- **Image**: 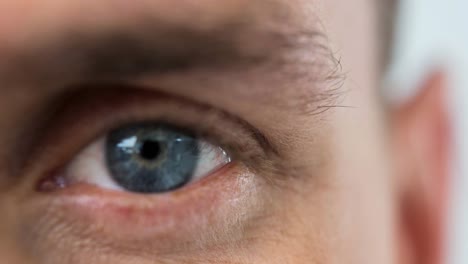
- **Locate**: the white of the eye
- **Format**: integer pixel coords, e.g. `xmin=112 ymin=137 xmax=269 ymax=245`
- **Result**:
xmin=65 ymin=138 xmax=126 ymax=191
xmin=191 ymin=141 xmax=231 ymax=181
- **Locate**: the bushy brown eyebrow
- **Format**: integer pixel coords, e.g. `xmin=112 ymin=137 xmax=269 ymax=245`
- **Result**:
xmin=0 ymin=12 xmax=345 ymax=118
xmin=0 ymin=17 xmax=327 ymax=85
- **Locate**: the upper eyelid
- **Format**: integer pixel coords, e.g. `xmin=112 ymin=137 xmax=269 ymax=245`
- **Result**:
xmin=16 ymin=85 xmax=279 ymax=191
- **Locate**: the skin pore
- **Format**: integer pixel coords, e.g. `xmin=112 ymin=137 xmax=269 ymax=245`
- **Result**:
xmin=0 ymin=1 xmax=448 ymax=264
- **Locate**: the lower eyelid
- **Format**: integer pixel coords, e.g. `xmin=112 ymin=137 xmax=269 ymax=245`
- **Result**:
xmin=20 ymin=162 xmax=263 ymax=257
xmin=27 ymin=164 xmax=259 ymax=246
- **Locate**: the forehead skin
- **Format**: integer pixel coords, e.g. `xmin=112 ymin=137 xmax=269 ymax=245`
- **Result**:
xmin=0 ymin=1 xmax=396 ymax=264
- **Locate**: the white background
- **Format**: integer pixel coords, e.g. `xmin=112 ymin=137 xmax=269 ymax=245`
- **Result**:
xmin=387 ymin=0 xmax=468 ymax=263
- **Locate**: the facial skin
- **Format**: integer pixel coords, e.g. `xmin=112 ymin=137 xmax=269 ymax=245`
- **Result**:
xmin=0 ymin=1 xmax=449 ymax=264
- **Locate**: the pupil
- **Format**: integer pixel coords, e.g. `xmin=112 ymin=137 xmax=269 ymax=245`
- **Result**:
xmin=140 ymin=140 xmax=161 ymax=160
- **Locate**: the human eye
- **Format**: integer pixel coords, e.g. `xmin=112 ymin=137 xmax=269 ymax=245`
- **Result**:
xmin=19 ymin=85 xmax=275 ymax=256
xmin=40 ymin=122 xmax=231 ymax=193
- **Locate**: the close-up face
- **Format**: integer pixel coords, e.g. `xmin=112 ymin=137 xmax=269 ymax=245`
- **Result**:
xmin=0 ymin=1 xmax=449 ymax=264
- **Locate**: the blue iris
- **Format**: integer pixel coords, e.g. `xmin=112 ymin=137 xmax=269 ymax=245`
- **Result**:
xmin=105 ymin=123 xmax=199 ymax=193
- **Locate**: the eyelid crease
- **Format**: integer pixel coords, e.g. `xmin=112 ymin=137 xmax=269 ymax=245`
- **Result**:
xmin=15 ymin=84 xmax=283 ymax=194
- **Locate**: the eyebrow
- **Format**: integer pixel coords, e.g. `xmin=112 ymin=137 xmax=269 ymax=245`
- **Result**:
xmin=0 ymin=12 xmax=345 ymax=119
xmin=1 ymin=19 xmax=326 ymax=88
